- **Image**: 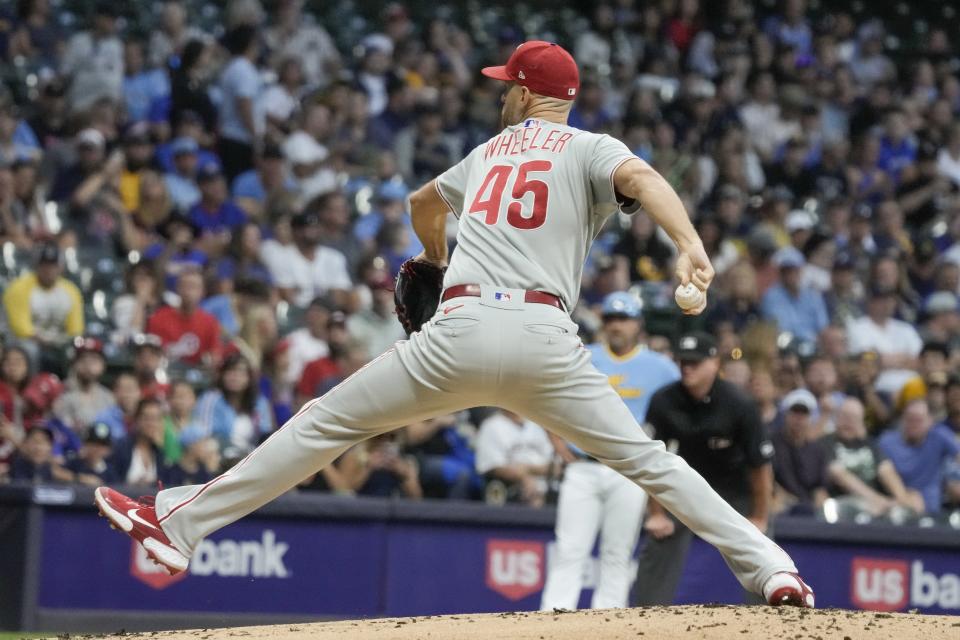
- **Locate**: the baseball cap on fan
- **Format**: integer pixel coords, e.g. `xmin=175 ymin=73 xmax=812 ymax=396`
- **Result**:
xmin=481 ymin=41 xmax=580 ymax=100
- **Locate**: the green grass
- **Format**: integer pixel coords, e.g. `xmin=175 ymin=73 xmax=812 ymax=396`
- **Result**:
xmin=0 ymin=633 xmax=53 ymax=640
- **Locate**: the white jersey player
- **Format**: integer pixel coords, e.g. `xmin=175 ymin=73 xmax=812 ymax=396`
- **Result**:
xmin=95 ymin=40 xmax=814 ymax=608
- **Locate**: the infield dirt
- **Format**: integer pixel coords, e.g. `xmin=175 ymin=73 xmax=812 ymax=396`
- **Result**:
xmin=81 ymin=605 xmax=958 ymax=639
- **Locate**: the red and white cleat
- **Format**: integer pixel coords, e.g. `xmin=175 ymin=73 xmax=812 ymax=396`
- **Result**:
xmin=763 ymin=572 xmax=815 ymax=608
xmin=94 ymin=486 xmax=189 ymax=575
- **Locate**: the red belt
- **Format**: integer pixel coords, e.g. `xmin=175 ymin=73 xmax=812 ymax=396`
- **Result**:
xmin=441 ymin=284 xmax=564 ymax=310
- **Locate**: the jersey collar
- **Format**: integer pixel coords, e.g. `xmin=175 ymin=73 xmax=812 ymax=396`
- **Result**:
xmin=603 ymin=344 xmax=643 ymax=362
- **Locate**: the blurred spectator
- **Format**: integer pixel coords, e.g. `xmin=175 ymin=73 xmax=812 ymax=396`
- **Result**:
xmin=941 ymin=375 xmax=960 ymax=436
xmin=162 ymin=424 xmax=220 ymax=486
xmin=802 ymin=355 xmax=846 ymax=437
xmin=146 ymin=214 xmax=207 ymax=290
xmin=877 ymin=111 xmax=917 ymax=182
xmin=63 ymin=421 xmax=116 ymax=485
xmin=231 ymin=145 xmax=293 ymax=219
xmin=217 ymin=220 xmax=274 ymax=286
xmin=847 ymin=285 xmax=923 ymax=370
xmin=823 ymin=252 xmax=862 ymax=325
xmin=404 ymin=413 xmax=479 ymax=500
xmin=264 ymin=0 xmax=340 ymax=90
xmin=898 ymin=142 xmax=952 ymax=230
xmin=749 ymin=367 xmax=781 ymax=429
xmin=93 ymin=371 xmax=142 ymax=441
xmin=338 ymin=433 xmax=422 ymax=498
xmin=217 ymin=24 xmax=262 ymax=180
xmin=261 ymin=337 xmax=294 ymax=426
xmin=354 ymin=182 xmax=411 ymax=250
xmin=187 ymin=162 xmax=248 ymax=252
xmin=51 ymin=337 xmax=113 ymax=434
xmin=772 ymin=389 xmax=829 ymax=514
xmin=266 ymin=209 xmax=352 ymax=308
xmin=168 ymin=41 xmax=218 ymax=134
xmin=347 ymin=273 xmax=405 ymax=358
xmin=234 ymin=291 xmax=279 ymax=369
xmin=111 ymin=262 xmax=161 ymax=345
xmin=475 ymin=410 xmax=554 ymax=507
xmin=739 ymin=70 xmax=798 ymax=161
xmin=394 ymin=105 xmax=459 ymax=185
xmin=284 ymin=297 xmax=332 ymax=386
xmin=0 ymin=98 xmax=35 ymax=170
xmin=612 ymin=213 xmax=674 ymax=283
xmin=164 ymin=137 xmax=202 ymax=213
xmin=148 ymin=1 xmax=204 ymax=68
xmin=313 ymin=192 xmax=366 ymax=269
xmin=162 ymin=380 xmax=197 ymax=464
xmin=262 ymin=57 xmax=305 ymax=138
xmin=111 ymin=397 xmax=166 ymax=486
xmin=369 ymin=77 xmax=414 ymax=149
xmin=844 ymin=351 xmax=894 ymax=434
xmin=849 ymin=24 xmax=895 ymax=88
xmin=921 ymin=292 xmax=960 ymax=346
xmin=10 ymin=0 xmax=63 ymax=66
xmin=61 ymin=2 xmax=123 ymax=112
xmin=823 ymin=398 xmax=924 ymax=517
xmin=122 ymin=40 xmax=169 ymax=125
xmin=297 ymin=331 xmax=367 ymax=405
xmin=706 ymin=261 xmax=762 ymax=334
xmin=131 ymin=333 xmax=168 ymax=401
xmin=761 ymin=247 xmax=829 ymax=342
xmin=121 ymin=170 xmax=176 ymax=255
xmin=25 ymin=79 xmax=68 ymax=148
xmin=0 ymin=345 xmax=36 ymax=428
xmin=937 ymin=124 xmax=960 ymax=187
xmin=3 ymin=242 xmax=83 ymax=346
xmin=147 ymin=267 xmax=223 ymax=368
xmin=0 ymin=411 xmax=22 ymax=479
xmin=284 ymin=131 xmax=336 ymax=208
xmin=356 ymin=35 xmax=394 ymax=118
xmin=9 ymin=425 xmax=69 ymax=483
xmin=879 ymin=399 xmax=960 ymax=514
xmin=193 ymin=353 xmax=273 ymax=455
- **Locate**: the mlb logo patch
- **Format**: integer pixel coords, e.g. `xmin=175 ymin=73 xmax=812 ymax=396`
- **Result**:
xmin=495 ymin=292 xmax=512 ymax=301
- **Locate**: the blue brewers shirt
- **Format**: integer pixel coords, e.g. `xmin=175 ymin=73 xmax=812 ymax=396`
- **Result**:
xmin=568 ymin=344 xmax=681 ymax=457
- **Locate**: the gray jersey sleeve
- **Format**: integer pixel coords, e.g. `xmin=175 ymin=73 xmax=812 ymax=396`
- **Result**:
xmin=435 ymin=151 xmax=474 ymax=217
xmin=588 ymin=134 xmax=642 ymax=215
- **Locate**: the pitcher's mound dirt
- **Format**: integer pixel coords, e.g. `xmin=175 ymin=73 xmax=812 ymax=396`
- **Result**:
xmin=99 ymin=605 xmax=958 ymax=640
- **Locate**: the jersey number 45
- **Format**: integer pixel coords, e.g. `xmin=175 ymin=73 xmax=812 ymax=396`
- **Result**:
xmin=469 ymin=161 xmax=552 ymax=230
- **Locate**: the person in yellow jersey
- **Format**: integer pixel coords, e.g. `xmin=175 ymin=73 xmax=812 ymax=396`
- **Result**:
xmin=3 ymin=241 xmax=83 ymax=346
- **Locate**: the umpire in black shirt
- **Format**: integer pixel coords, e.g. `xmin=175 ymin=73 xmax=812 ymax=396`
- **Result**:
xmin=631 ymin=332 xmax=774 ymax=606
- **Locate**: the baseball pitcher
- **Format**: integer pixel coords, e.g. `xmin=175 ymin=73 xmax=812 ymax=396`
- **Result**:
xmin=95 ymin=41 xmax=814 ymax=608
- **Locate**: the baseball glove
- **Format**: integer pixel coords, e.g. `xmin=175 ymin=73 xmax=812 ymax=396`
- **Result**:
xmin=394 ymin=259 xmax=447 ymax=335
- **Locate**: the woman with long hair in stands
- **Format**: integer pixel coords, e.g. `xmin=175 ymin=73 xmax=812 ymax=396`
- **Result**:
xmin=192 ymin=353 xmax=273 ymax=457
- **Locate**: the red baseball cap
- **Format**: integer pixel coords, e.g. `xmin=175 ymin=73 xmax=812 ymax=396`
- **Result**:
xmin=482 ymin=41 xmax=580 ymax=101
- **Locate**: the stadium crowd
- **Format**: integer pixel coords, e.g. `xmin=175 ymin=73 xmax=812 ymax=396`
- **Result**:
xmin=0 ymin=0 xmax=959 ymax=525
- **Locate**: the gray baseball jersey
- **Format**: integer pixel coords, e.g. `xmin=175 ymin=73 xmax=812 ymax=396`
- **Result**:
xmin=436 ymin=118 xmax=640 ymax=308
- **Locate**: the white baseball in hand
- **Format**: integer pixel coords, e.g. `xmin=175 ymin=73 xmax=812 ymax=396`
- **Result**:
xmin=675 ymin=283 xmax=705 ymax=310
